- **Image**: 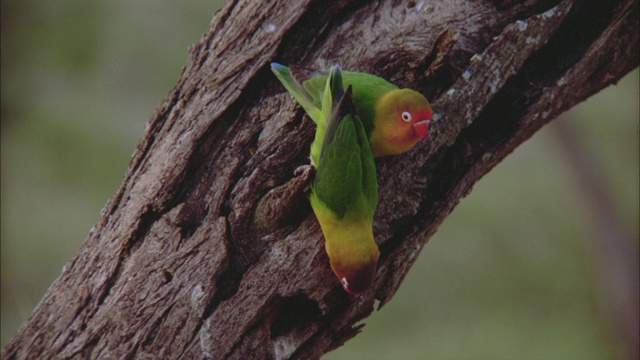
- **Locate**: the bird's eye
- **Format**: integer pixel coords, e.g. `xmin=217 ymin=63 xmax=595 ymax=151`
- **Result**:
xmin=401 ymin=111 xmax=412 ymax=123
xmin=341 ymin=277 xmax=349 ymax=288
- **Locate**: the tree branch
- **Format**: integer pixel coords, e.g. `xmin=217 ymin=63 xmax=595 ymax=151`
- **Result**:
xmin=3 ymin=0 xmax=638 ymax=359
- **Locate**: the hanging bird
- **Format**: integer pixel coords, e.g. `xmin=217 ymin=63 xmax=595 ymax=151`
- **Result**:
xmin=306 ymin=66 xmax=380 ymax=294
xmin=271 ymin=62 xmax=433 ymax=163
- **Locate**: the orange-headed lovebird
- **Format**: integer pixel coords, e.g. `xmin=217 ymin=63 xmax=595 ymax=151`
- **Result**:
xmin=299 ymin=65 xmax=380 ymax=294
xmin=271 ymin=63 xmax=433 ymax=162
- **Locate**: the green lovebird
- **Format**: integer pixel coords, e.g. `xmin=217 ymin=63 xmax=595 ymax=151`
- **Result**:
xmin=271 ymin=62 xmax=433 ymax=163
xmin=298 ymin=65 xmax=380 ymax=294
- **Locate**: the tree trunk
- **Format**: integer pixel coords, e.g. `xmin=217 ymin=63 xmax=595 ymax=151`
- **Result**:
xmin=3 ymin=0 xmax=638 ymax=359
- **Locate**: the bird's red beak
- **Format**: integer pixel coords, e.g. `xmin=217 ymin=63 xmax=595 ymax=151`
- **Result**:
xmin=413 ymin=119 xmax=430 ymax=141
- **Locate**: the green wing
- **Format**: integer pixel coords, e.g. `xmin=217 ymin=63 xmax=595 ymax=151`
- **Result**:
xmin=272 ymin=63 xmax=397 ymax=136
xmin=272 ymin=63 xmax=335 ymax=164
xmin=313 ymin=78 xmax=378 ymax=220
xmin=272 ymin=63 xmax=378 ymax=218
xmin=298 ymin=69 xmax=397 ymax=136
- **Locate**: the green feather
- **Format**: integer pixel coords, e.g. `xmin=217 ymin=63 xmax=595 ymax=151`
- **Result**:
xmin=272 ymin=62 xmax=433 ymax=160
xmin=271 ymin=62 xmax=398 ymax=164
xmin=312 ymin=67 xmax=377 ymax=219
xmin=271 ymin=63 xmax=379 ymax=216
xmin=274 ymin=64 xmax=381 ymax=293
xmin=270 ymin=63 xmax=323 ymax=123
xmin=280 ymin=65 xmax=398 ymax=136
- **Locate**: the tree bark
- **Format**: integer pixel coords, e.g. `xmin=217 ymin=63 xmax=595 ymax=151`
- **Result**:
xmin=3 ymin=0 xmax=638 ymax=359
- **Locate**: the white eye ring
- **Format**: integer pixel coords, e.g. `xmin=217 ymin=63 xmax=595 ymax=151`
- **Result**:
xmin=401 ymin=111 xmax=412 ymax=123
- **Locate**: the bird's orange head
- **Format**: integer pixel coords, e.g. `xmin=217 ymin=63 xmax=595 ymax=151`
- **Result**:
xmin=326 ymin=238 xmax=380 ymax=295
xmin=371 ymin=89 xmax=433 ymax=157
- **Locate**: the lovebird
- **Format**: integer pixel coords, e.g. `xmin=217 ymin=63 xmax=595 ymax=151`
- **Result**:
xmin=304 ymin=65 xmax=380 ymax=294
xmin=271 ymin=62 xmax=433 ymax=162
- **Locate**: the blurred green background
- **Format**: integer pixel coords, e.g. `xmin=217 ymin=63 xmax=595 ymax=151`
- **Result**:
xmin=1 ymin=1 xmax=638 ymax=359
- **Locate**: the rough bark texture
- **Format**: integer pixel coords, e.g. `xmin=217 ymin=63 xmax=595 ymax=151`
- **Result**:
xmin=3 ymin=0 xmax=638 ymax=359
